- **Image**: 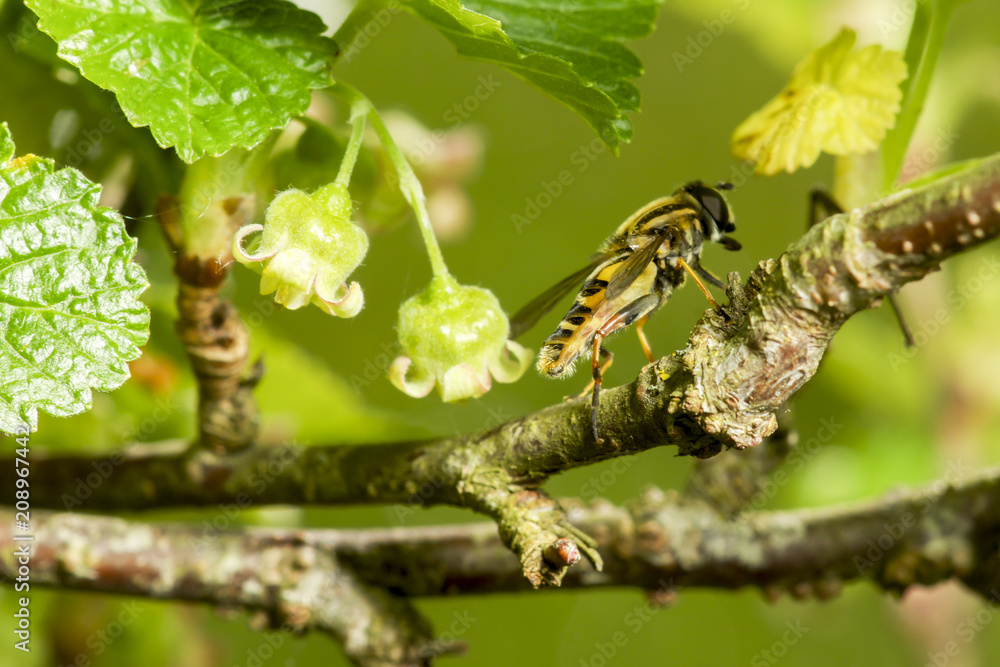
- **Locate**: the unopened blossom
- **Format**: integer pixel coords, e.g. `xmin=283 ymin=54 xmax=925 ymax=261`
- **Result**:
xmin=233 ymin=184 xmax=368 ymax=317
xmin=389 ymin=275 xmax=531 ymax=402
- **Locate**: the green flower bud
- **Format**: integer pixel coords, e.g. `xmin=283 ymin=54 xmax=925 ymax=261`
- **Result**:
xmin=233 ymin=184 xmax=368 ymax=317
xmin=389 ymin=275 xmax=531 ymax=402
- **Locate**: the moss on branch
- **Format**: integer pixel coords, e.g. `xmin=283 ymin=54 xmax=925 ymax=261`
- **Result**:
xmin=4 ymin=153 xmax=1000 ymax=588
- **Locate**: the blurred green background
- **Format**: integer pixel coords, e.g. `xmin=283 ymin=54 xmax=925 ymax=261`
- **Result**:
xmin=3 ymin=0 xmax=1000 ymax=665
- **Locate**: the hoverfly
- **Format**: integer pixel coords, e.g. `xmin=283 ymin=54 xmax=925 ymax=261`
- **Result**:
xmin=510 ymin=182 xmax=741 ymax=444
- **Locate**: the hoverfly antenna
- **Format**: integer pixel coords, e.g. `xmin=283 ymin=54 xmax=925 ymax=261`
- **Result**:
xmin=716 ymin=181 xmax=734 ymax=191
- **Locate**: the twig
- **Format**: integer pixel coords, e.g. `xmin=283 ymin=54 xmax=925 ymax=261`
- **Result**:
xmin=157 ymin=195 xmax=261 ymax=454
xmin=5 ymin=464 xmax=1000 ymax=605
xmin=5 ymin=154 xmax=1000 ymax=586
xmin=0 ymin=509 xmax=443 ymax=667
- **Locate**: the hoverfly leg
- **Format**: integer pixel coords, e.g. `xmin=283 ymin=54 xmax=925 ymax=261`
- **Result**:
xmin=586 ymin=294 xmax=661 ymax=444
xmin=809 ymin=188 xmax=915 ymax=348
xmin=676 ymin=257 xmax=720 ymax=310
xmin=888 ymin=297 xmax=916 ymax=347
xmin=636 ymin=315 xmax=655 ymax=363
xmin=694 ymin=263 xmax=726 ymax=289
xmin=808 ymin=187 xmax=842 ymax=224
xmin=590 ymin=335 xmax=608 ymax=444
xmin=574 ymin=348 xmax=612 ymax=399
xmin=692 ymin=264 xmax=733 ymax=321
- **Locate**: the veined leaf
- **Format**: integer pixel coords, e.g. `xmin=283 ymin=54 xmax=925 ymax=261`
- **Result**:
xmin=26 ymin=0 xmax=339 ymax=163
xmin=403 ymin=0 xmax=662 ymax=152
xmin=732 ymin=28 xmax=907 ymax=176
xmin=0 ymin=123 xmax=149 ymax=433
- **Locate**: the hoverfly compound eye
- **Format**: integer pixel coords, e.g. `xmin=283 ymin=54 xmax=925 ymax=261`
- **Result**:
xmin=715 ymin=183 xmax=736 ymax=232
xmin=700 ymin=190 xmax=727 ymax=226
xmin=684 ymin=182 xmax=736 ymax=242
xmin=688 ymin=186 xmax=728 ymax=226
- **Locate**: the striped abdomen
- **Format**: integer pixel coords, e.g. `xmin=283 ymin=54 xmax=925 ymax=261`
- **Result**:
xmin=537 ymin=258 xmax=660 ymax=378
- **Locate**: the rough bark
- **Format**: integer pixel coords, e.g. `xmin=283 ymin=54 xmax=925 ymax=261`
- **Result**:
xmin=5 ymin=463 xmax=1000 ymax=609
xmin=0 ymin=509 xmax=443 ymax=666
xmin=158 ymin=194 xmax=261 ymax=454
xmin=3 ymin=155 xmax=1000 ymax=589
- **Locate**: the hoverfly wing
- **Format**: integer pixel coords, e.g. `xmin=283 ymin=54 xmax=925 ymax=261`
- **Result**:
xmin=509 ymin=258 xmax=605 ymax=340
xmin=605 ymin=228 xmax=669 ymax=300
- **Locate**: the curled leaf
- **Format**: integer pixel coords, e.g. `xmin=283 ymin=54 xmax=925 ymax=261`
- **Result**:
xmin=732 ymin=28 xmax=907 ymax=175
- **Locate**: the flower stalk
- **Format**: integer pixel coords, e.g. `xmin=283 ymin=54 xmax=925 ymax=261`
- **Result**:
xmin=331 ymin=82 xmax=451 ymax=279
xmin=880 ymin=0 xmax=964 ymax=192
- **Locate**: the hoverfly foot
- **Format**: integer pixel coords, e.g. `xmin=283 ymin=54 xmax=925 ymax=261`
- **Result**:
xmin=593 ymin=435 xmax=620 ymax=448
xmin=714 ymin=305 xmax=732 ymax=323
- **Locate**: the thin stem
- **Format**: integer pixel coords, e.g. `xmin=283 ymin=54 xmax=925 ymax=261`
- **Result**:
xmin=177 ymin=136 xmax=276 ymax=258
xmin=331 ymin=0 xmax=387 ymax=63
xmin=881 ymin=0 xmax=956 ymax=192
xmin=367 ymin=108 xmax=451 ymax=278
xmin=334 ymin=103 xmax=367 ymax=189
xmin=901 ymin=0 xmax=933 ymax=76
xmin=330 ymin=82 xmax=451 ymax=279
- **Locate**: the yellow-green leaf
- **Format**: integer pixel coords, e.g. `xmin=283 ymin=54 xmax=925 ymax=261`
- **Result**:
xmin=732 ymin=28 xmax=907 ymax=176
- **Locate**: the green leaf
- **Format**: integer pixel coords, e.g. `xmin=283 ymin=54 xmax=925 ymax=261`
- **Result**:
xmin=25 ymin=0 xmax=338 ymax=163
xmin=0 ymin=123 xmax=150 ymax=433
xmin=402 ymin=0 xmax=662 ymax=152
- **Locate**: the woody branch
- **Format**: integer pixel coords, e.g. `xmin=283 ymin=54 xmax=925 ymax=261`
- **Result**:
xmin=5 ymin=462 xmax=1000 ymax=608
xmin=157 ymin=151 xmax=265 ymax=455
xmin=3 ymin=153 xmax=1000 ymax=586
xmin=0 ymin=508 xmax=442 ymax=667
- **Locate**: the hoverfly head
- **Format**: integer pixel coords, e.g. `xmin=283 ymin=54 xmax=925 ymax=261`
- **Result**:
xmin=684 ymin=181 xmax=741 ymax=251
